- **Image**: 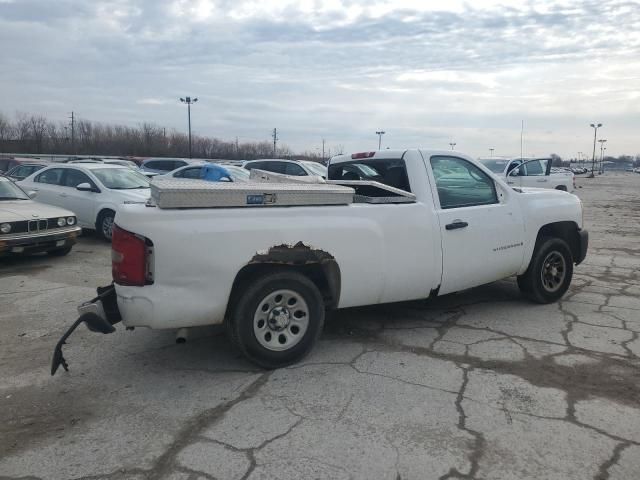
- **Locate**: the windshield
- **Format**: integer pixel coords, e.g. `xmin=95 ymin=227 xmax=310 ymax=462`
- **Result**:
xmin=0 ymin=178 xmax=30 ymax=200
xmin=479 ymin=159 xmax=509 ymax=174
xmin=92 ymin=168 xmax=150 ymax=189
xmin=301 ymin=161 xmax=327 ymax=176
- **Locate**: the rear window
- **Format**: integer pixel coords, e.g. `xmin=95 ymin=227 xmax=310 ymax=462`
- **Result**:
xmin=479 ymin=159 xmax=509 ymax=174
xmin=328 ymin=158 xmax=411 ymax=192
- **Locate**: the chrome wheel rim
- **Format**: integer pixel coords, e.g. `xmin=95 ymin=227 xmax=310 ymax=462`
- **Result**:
xmin=541 ymin=251 xmax=566 ymax=292
xmin=253 ymin=289 xmax=309 ymax=351
xmin=102 ymin=215 xmax=114 ymax=239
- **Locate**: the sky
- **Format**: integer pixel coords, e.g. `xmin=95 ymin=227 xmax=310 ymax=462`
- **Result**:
xmin=0 ymin=0 xmax=639 ymax=158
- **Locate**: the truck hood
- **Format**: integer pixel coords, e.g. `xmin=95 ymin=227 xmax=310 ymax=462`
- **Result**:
xmin=514 ymin=186 xmax=583 ymax=229
xmin=0 ymin=200 xmax=75 ymax=221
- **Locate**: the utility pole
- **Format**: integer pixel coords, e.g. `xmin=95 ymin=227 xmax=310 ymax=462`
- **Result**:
xmin=180 ymin=96 xmax=198 ymax=158
xmin=449 ymin=142 xmax=456 ymax=150
xmin=376 ymin=130 xmax=385 ymax=150
xmin=235 ymin=136 xmax=239 ymax=159
xmin=271 ymin=128 xmax=278 ymax=157
xmin=69 ymin=111 xmax=75 ymax=154
xmin=321 ymin=138 xmax=325 ymax=162
xmin=520 ymin=120 xmax=524 ymax=161
xmin=598 ymin=139 xmax=607 ymax=174
xmin=489 ymin=148 xmax=494 ymax=157
xmin=589 ymin=123 xmax=602 ymax=178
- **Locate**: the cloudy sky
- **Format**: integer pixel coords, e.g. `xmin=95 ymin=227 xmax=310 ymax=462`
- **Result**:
xmin=1 ymin=0 xmax=638 ymax=158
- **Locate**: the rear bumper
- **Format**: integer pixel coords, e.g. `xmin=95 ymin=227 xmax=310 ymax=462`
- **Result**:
xmin=0 ymin=226 xmax=81 ymax=255
xmin=575 ymin=229 xmax=589 ymax=265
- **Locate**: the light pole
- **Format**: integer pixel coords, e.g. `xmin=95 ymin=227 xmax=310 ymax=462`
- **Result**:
xmin=489 ymin=148 xmax=494 ymax=157
xmin=376 ymin=130 xmax=385 ymax=150
xmin=449 ymin=142 xmax=456 ymax=150
xmin=589 ymin=122 xmax=602 ymax=178
xmin=180 ymin=96 xmax=198 ymax=158
xmin=598 ymin=139 xmax=607 ymax=174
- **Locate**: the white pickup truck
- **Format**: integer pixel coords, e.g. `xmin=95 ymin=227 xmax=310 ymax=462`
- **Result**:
xmin=52 ymin=149 xmax=588 ymax=372
xmin=479 ymin=157 xmax=575 ymax=192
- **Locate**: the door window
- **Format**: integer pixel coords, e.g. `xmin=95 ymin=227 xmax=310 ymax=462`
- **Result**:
xmin=35 ymin=168 xmax=66 ymax=185
xmin=63 ymin=169 xmax=95 ymax=188
xmin=523 ymin=160 xmax=544 ymax=176
xmin=285 ymin=162 xmax=306 ymax=176
xmin=178 ymin=167 xmax=202 ymax=179
xmin=430 ymin=156 xmax=498 ymax=209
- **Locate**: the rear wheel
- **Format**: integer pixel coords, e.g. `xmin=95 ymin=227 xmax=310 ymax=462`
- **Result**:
xmin=96 ymin=209 xmax=115 ymax=242
xmin=227 ymin=271 xmax=324 ymax=369
xmin=517 ymin=237 xmax=573 ymax=303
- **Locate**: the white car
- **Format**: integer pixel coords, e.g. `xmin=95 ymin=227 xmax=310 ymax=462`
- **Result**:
xmin=244 ymin=159 xmax=326 ymax=178
xmin=157 ymin=162 xmax=250 ymax=182
xmin=479 ymin=158 xmax=574 ymax=192
xmin=18 ymin=164 xmax=150 ymax=241
xmin=0 ymin=176 xmax=81 ymax=256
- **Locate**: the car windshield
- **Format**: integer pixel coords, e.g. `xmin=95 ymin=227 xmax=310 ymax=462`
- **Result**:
xmin=0 ymin=178 xmax=30 ymax=200
xmin=301 ymin=161 xmax=327 ymax=176
xmin=479 ymin=159 xmax=510 ymax=174
xmin=91 ymin=168 xmax=150 ymax=189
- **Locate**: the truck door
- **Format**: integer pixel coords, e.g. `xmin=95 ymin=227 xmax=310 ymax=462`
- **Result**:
xmin=519 ymin=159 xmax=550 ymax=189
xmin=427 ymin=155 xmax=525 ymax=295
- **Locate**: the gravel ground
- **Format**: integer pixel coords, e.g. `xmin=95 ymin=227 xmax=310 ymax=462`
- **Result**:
xmin=1 ymin=173 xmax=639 ymax=480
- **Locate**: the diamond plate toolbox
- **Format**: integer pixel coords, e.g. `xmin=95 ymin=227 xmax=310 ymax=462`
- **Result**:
xmin=150 ymin=179 xmax=355 ymax=209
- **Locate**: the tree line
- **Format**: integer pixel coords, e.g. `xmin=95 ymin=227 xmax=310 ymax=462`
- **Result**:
xmin=0 ymin=111 xmax=319 ymax=160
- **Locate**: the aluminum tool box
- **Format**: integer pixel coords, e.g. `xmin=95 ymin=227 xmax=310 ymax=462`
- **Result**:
xmin=149 ymin=179 xmax=354 ymax=209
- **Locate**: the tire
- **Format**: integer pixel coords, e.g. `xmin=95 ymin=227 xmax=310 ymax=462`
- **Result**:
xmin=227 ymin=270 xmax=325 ymax=369
xmin=96 ymin=209 xmax=115 ymax=242
xmin=517 ymin=236 xmax=573 ymax=304
xmin=47 ymin=246 xmax=72 ymax=256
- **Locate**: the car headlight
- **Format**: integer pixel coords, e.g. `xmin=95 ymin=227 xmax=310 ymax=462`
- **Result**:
xmin=57 ymin=217 xmax=67 ymax=227
xmin=0 ymin=223 xmax=11 ymax=234
xmin=66 ymin=217 xmax=76 ymax=225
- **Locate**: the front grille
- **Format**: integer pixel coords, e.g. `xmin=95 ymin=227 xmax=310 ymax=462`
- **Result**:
xmin=1 ymin=217 xmax=69 ymax=235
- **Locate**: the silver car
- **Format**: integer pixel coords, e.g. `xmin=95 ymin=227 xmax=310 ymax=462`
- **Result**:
xmin=0 ymin=176 xmax=81 ymax=256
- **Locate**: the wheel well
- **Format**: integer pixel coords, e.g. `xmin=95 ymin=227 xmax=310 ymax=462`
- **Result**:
xmin=226 ymin=244 xmax=341 ymax=319
xmin=555 ymin=185 xmax=567 ymax=191
xmin=536 ymin=221 xmax=580 ymax=260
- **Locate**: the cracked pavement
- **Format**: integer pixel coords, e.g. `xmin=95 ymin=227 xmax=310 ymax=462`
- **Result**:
xmin=1 ymin=173 xmax=639 ymax=480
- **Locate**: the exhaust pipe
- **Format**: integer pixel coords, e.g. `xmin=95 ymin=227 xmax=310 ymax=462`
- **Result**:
xmin=176 ymin=328 xmax=189 ymax=344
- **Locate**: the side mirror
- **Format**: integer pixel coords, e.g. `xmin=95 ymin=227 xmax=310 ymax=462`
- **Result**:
xmin=76 ymin=182 xmax=94 ymax=192
xmin=27 ymin=190 xmax=37 ymax=199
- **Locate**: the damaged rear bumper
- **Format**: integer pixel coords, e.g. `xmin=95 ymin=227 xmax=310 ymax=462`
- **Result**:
xmin=51 ymin=284 xmax=122 ymax=375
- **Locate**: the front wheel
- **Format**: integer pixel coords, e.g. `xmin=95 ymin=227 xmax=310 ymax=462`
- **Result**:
xmin=96 ymin=210 xmax=115 ymax=242
xmin=227 ymin=271 xmax=325 ymax=369
xmin=517 ymin=237 xmax=573 ymax=303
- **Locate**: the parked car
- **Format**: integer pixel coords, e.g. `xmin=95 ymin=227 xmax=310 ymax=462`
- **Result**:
xmin=0 ymin=157 xmax=49 ymax=173
xmin=5 ymin=162 xmax=50 ymax=181
xmin=53 ymin=148 xmax=587 ymax=372
xmin=18 ymin=164 xmax=150 ymax=241
xmin=243 ymin=159 xmax=324 ymax=177
xmin=157 ymin=162 xmax=250 ymax=182
xmin=140 ymin=158 xmax=194 ymax=174
xmin=479 ymin=157 xmax=575 ymax=192
xmin=0 ymin=176 xmax=80 ymax=256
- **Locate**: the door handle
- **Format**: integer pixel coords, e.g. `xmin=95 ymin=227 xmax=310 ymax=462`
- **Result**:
xmin=445 ymin=220 xmax=468 ymax=230
xmin=536 ymin=179 xmax=547 ymax=182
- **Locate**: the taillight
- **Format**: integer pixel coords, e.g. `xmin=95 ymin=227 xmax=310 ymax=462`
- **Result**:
xmin=351 ymin=152 xmax=375 ymax=159
xmin=112 ymin=225 xmax=149 ymax=286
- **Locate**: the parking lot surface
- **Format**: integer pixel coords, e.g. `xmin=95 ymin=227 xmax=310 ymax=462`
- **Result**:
xmin=1 ymin=174 xmax=639 ymax=480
